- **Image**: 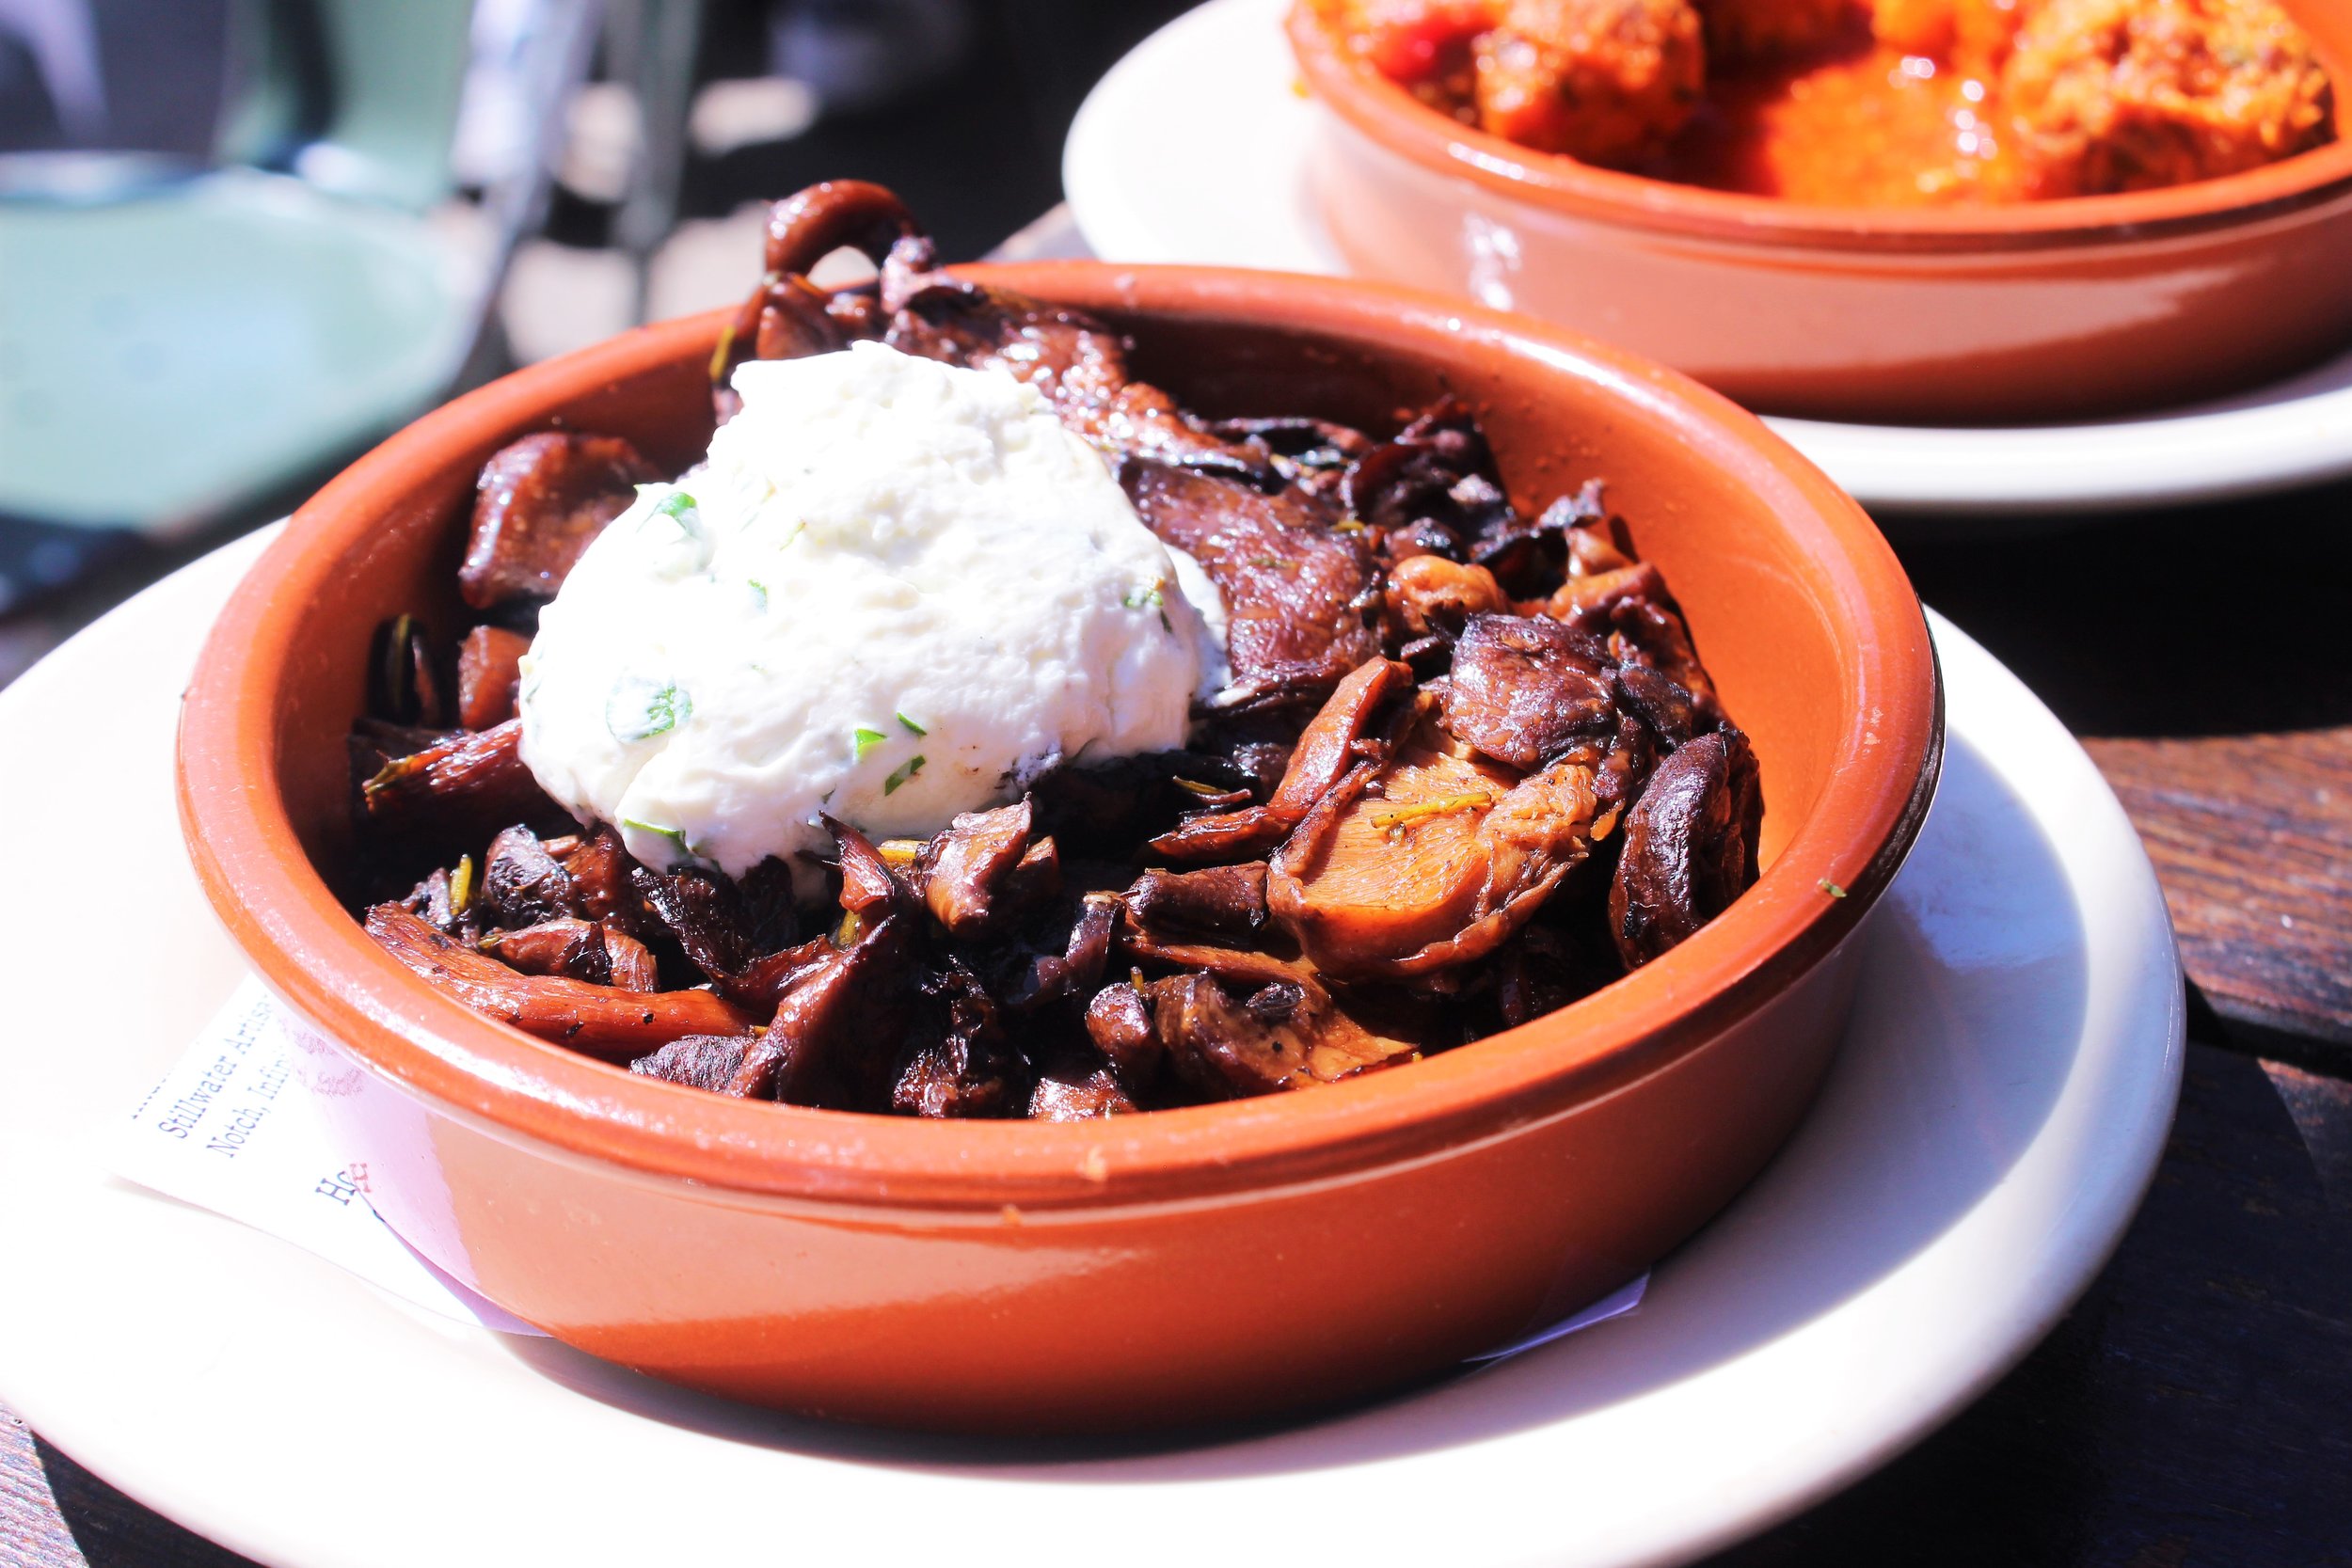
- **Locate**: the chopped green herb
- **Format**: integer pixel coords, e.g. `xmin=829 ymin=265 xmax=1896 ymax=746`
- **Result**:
xmin=623 ymin=818 xmax=693 ymax=868
xmin=707 ymin=321 xmax=738 ymax=383
xmin=448 ymin=854 xmax=475 ymax=916
xmin=1818 ymin=879 xmax=1848 ymax=899
xmin=635 ymin=486 xmax=708 ymax=553
xmin=1248 ymin=555 xmax=1280 ymax=568
xmin=1123 ymin=579 xmax=1167 ymax=611
xmin=896 ymin=711 xmax=927 ymax=736
xmin=606 ymin=674 xmax=691 ymax=741
xmin=852 ymin=726 xmax=887 ymax=762
xmin=747 ymin=578 xmax=769 ymax=610
xmin=883 ymin=754 xmax=926 ymax=795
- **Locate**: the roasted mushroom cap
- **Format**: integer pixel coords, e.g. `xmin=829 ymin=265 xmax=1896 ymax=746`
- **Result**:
xmin=1608 ymin=730 xmax=1764 ymax=968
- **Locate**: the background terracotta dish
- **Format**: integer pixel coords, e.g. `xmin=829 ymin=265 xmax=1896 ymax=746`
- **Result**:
xmin=1288 ymin=1 xmax=2352 ymax=424
xmin=177 ymin=267 xmax=1940 ymax=1433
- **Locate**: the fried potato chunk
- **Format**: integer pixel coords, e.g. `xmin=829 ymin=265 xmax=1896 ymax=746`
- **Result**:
xmin=2002 ymin=0 xmax=2336 ymax=196
xmin=1472 ymin=0 xmax=1708 ymax=165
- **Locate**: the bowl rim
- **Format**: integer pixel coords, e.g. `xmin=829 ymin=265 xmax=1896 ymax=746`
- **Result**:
xmin=1285 ymin=0 xmax=2352 ymax=252
xmin=175 ymin=264 xmax=1942 ymax=1213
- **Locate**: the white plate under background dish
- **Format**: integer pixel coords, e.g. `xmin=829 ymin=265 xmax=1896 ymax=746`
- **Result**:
xmin=1064 ymin=0 xmax=2352 ymax=520
xmin=0 ymin=531 xmax=2182 ymax=1568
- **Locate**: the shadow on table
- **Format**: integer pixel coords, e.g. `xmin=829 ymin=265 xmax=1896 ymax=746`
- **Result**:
xmin=1895 ymin=478 xmax=2352 ymax=738
xmin=501 ymin=731 xmax=2092 ymax=1484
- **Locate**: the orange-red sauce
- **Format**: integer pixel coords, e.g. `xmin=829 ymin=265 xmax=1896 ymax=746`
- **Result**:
xmin=1660 ymin=36 xmax=2020 ymax=204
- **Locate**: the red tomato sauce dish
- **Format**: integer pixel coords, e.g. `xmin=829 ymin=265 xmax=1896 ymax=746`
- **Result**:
xmin=1327 ymin=0 xmax=2336 ymax=204
xmin=1291 ymin=0 xmax=2352 ymax=421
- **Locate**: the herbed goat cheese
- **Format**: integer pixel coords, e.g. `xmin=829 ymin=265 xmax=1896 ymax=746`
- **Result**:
xmin=517 ymin=341 xmax=1226 ymax=882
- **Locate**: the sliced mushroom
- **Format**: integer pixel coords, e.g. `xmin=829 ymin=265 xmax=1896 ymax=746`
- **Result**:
xmin=1268 ymin=738 xmax=1603 ymax=980
xmin=629 ymin=1034 xmax=759 ymax=1094
xmin=455 ymin=625 xmax=531 ymax=731
xmin=1439 ymin=611 xmax=1617 ymax=770
xmin=1609 ymin=730 xmax=1763 ymax=968
xmin=1143 ymin=970 xmax=1416 ymax=1099
xmin=1006 ymin=892 xmax=1120 ymax=1011
xmin=1384 ymin=553 xmax=1510 ymax=641
xmin=728 ymin=912 xmax=913 ymax=1107
xmin=1120 ymin=459 xmax=1385 ymax=712
xmin=1084 ymin=981 xmax=1163 ymax=1090
xmin=913 ymin=799 xmax=1036 ymax=939
xmin=458 ymin=434 xmax=659 ymax=610
xmin=359 ymin=720 xmax=564 ymax=843
xmin=1123 ymin=862 xmax=1269 ymax=942
xmin=489 ymin=917 xmax=660 ymax=991
xmin=364 ymin=903 xmax=751 ymax=1059
xmin=628 ymin=863 xmax=763 ymax=982
xmin=890 ymin=963 xmax=1017 ymax=1118
xmin=480 ymin=824 xmax=577 ymax=928
xmin=1028 ymin=1064 xmax=1139 ymax=1120
xmin=1150 ymin=657 xmax=1410 ymax=861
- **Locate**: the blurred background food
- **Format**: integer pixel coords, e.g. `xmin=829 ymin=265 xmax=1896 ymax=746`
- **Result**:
xmin=0 ymin=0 xmax=1196 ymax=677
xmin=1325 ymin=0 xmax=2337 ymax=202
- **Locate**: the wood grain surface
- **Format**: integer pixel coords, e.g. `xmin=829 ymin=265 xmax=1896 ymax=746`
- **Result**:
xmin=2088 ymin=730 xmax=2352 ymax=1049
xmin=1897 ymin=478 xmax=2352 ymax=1068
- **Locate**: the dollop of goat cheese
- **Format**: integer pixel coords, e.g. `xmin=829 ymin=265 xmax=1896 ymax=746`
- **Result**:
xmin=518 ymin=341 xmax=1223 ymax=881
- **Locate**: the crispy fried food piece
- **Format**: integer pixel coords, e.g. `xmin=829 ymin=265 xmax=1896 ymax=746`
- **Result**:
xmin=455 ymin=626 xmax=530 ymax=731
xmin=1699 ymin=0 xmax=1861 ymax=60
xmin=1609 ymin=728 xmax=1763 ymax=965
xmin=364 ymin=903 xmax=752 ymax=1058
xmin=1472 ymin=0 xmax=1707 ymax=166
xmin=2002 ymin=0 xmax=2336 ymax=197
xmin=1270 ymin=739 xmax=1604 ymax=979
xmin=1120 ymin=461 xmax=1386 ymax=711
xmin=458 ymin=434 xmax=659 ymax=610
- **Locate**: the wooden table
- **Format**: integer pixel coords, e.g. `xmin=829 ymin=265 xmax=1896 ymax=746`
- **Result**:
xmin=4 ymin=475 xmax=2347 ymax=1568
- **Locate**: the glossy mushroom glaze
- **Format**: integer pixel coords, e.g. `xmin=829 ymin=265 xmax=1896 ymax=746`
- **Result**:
xmin=1289 ymin=0 xmax=2352 ymax=421
xmin=178 ymin=261 xmax=1940 ymax=1433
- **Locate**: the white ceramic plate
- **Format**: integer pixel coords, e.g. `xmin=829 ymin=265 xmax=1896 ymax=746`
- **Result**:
xmin=1063 ymin=0 xmax=2352 ymax=520
xmin=0 ymin=532 xmax=2182 ymax=1568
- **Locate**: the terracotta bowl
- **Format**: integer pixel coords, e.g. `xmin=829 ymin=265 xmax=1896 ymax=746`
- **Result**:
xmin=177 ymin=266 xmax=1941 ymax=1433
xmin=1288 ymin=0 xmax=2352 ymax=424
